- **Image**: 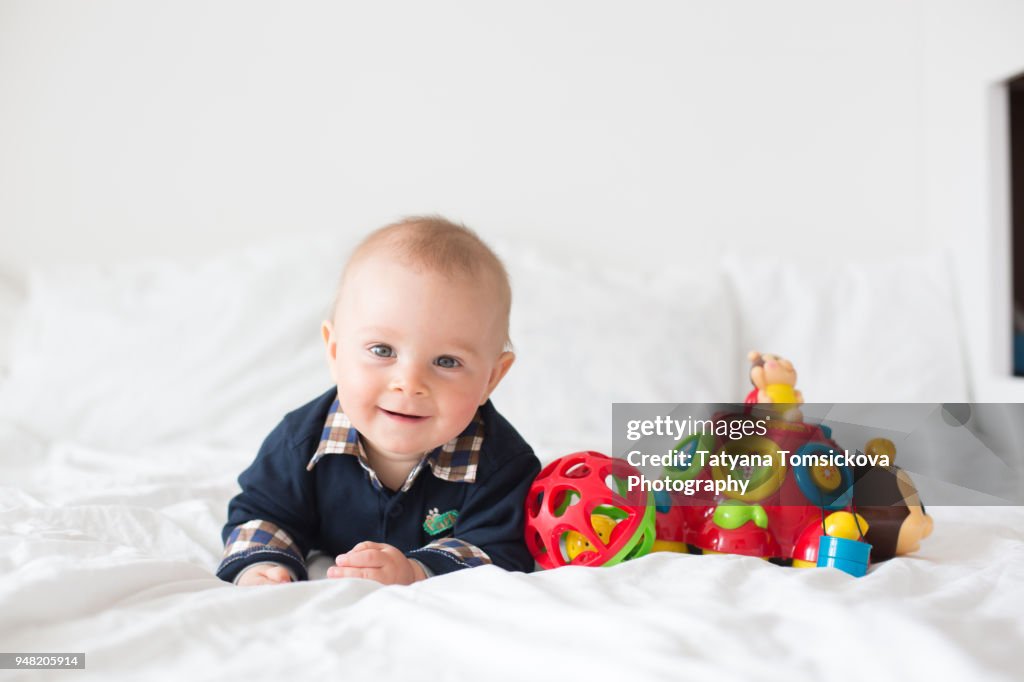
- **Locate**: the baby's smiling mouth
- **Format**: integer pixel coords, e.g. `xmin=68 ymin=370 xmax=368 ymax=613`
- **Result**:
xmin=379 ymin=407 xmax=429 ymax=422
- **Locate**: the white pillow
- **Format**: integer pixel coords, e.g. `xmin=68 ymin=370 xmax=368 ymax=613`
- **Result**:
xmin=0 ymin=234 xmax=355 ymax=453
xmin=722 ymin=251 xmax=969 ymax=402
xmin=491 ymin=241 xmax=738 ymax=459
xmin=0 ymin=233 xmax=740 ymax=459
xmin=0 ymin=270 xmax=27 ymax=376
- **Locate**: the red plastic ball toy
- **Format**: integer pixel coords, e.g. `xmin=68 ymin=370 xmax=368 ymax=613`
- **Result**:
xmin=524 ymin=451 xmax=655 ymax=569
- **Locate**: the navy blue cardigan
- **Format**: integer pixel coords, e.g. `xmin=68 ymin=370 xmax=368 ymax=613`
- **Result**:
xmin=217 ymin=387 xmax=540 ymax=582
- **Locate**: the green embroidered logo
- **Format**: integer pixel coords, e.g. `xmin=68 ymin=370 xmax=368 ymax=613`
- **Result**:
xmin=423 ymin=507 xmax=459 ymax=536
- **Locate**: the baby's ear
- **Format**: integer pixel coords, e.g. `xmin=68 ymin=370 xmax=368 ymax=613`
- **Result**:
xmin=482 ymin=351 xmax=515 ymax=404
xmin=321 ymin=320 xmax=338 ymax=378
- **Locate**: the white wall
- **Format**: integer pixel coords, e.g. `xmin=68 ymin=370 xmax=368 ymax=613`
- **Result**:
xmin=922 ymin=0 xmax=1024 ymax=400
xmin=4 ymin=0 xmax=1024 ymax=398
xmin=1 ymin=0 xmax=926 ymax=273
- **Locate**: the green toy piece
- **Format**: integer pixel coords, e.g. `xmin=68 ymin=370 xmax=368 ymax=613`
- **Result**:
xmin=712 ymin=500 xmax=769 ymax=530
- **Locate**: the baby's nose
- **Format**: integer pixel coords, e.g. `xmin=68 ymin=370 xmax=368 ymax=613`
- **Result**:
xmin=390 ymin=364 xmax=428 ymax=395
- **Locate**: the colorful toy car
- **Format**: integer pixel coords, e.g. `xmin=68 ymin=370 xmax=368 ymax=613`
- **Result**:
xmin=523 ymin=352 xmax=933 ymax=577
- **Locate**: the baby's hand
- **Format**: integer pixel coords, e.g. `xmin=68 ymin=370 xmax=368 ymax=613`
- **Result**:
xmin=236 ymin=563 xmax=294 ymax=586
xmin=328 ymin=541 xmax=427 ymax=585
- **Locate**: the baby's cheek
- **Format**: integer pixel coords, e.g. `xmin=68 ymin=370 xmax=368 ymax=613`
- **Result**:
xmin=444 ymin=386 xmax=486 ymax=421
xmin=336 ymin=385 xmax=374 ymax=423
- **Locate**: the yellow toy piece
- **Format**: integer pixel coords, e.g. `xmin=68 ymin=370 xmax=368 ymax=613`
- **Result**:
xmin=565 ymin=514 xmax=618 ymax=561
xmin=811 ymin=464 xmax=841 ymax=492
xmin=864 ymin=437 xmax=897 ymax=463
xmin=713 ymin=436 xmax=787 ymax=502
xmin=765 ymin=383 xmax=798 ymax=404
xmin=650 ymin=540 xmax=687 ymax=553
xmin=791 ymin=512 xmax=869 ymax=568
xmin=824 ymin=511 xmax=869 ymax=540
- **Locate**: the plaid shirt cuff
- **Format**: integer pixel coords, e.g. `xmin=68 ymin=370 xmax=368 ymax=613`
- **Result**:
xmin=406 ymin=538 xmax=491 ymax=576
xmin=217 ymin=520 xmax=307 ymax=583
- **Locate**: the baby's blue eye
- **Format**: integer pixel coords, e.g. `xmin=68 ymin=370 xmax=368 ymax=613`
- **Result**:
xmin=369 ymin=344 xmax=394 ymax=358
xmin=435 ymin=356 xmax=461 ymax=369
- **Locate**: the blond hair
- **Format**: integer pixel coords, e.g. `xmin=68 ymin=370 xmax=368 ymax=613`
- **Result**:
xmin=330 ymin=215 xmax=513 ymax=351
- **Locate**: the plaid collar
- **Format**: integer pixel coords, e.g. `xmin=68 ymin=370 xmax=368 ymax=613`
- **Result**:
xmin=305 ymin=394 xmax=484 ymax=492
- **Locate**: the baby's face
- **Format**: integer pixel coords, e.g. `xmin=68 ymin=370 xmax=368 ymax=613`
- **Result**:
xmin=322 ymin=255 xmax=514 ymax=465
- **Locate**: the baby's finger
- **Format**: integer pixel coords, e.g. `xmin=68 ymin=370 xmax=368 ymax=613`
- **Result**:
xmin=327 ymin=566 xmax=380 ymax=581
xmin=349 ymin=540 xmax=387 ymax=553
xmin=336 ymin=548 xmax=385 ymax=568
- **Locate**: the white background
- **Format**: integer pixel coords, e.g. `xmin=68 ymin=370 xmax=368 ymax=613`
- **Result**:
xmin=2 ymin=0 xmax=1024 ymax=399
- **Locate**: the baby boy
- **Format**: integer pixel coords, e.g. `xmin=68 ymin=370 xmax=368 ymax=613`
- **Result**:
xmin=217 ymin=217 xmax=541 ymax=585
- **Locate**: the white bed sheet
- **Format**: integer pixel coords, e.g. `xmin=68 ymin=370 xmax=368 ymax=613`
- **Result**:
xmin=1 ymin=430 xmax=1022 ymax=682
xmin=0 ymin=242 xmax=1013 ymax=680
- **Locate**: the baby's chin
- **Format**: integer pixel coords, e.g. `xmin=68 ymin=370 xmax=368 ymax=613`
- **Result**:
xmin=362 ymin=433 xmax=447 ymax=460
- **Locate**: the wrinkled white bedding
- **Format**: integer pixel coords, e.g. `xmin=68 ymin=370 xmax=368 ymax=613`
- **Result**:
xmin=2 ymin=431 xmax=1022 ymax=682
xmin=0 ymin=240 xmax=1017 ymax=681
